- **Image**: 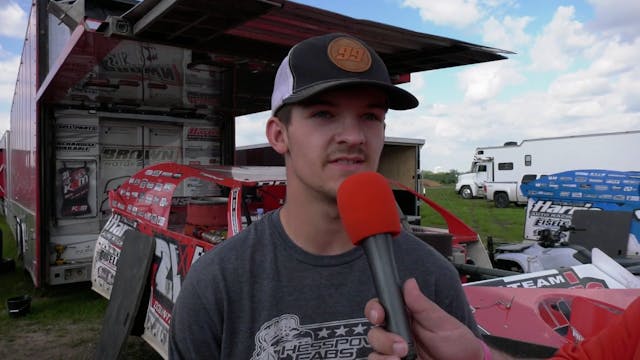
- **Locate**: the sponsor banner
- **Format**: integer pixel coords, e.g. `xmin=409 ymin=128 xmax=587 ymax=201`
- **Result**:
xmin=56 ymin=160 xmax=98 ymax=218
xmin=523 ymin=199 xmax=599 ymax=240
xmin=521 ymin=169 xmax=640 ymax=246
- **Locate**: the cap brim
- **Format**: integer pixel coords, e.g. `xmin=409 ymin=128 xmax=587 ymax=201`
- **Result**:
xmin=280 ymin=79 xmax=419 ymax=112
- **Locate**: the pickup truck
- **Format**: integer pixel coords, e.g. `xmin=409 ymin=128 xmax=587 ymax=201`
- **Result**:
xmin=483 ymin=174 xmax=539 ymax=208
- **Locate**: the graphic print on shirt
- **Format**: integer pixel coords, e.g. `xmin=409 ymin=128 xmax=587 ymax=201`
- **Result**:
xmin=251 ymin=314 xmax=372 ymax=359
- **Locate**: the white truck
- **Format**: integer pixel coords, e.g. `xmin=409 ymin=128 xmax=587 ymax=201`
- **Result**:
xmin=455 ymin=131 xmax=640 ymax=207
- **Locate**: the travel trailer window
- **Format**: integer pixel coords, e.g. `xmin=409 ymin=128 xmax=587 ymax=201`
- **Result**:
xmin=498 ymin=162 xmax=513 ymax=170
xmin=525 ymin=154 xmax=532 ymax=166
xmin=478 ymin=165 xmax=487 ymax=172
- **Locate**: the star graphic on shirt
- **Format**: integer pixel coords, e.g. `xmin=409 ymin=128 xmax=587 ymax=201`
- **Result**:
xmin=335 ymin=325 xmax=348 ymax=336
xmin=352 ymin=324 xmax=366 ymax=334
xmin=317 ymin=328 xmax=330 ymax=338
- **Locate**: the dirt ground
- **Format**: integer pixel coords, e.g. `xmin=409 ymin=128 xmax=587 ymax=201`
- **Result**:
xmin=0 ymin=319 xmax=163 ymax=360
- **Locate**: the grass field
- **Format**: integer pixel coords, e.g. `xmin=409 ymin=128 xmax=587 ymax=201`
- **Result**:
xmin=0 ymin=186 xmax=525 ymax=358
xmin=420 ymin=185 xmax=526 ymax=244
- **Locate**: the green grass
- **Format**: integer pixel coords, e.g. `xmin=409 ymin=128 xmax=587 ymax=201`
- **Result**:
xmin=0 ymin=217 xmax=108 ymax=327
xmin=420 ymin=185 xmax=526 ymax=244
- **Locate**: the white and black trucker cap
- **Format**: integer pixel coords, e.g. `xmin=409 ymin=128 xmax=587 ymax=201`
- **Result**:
xmin=271 ymin=33 xmax=419 ymax=115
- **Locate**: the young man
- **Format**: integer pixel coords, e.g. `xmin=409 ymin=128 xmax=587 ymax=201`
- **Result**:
xmin=169 ymin=32 xmax=479 ymax=359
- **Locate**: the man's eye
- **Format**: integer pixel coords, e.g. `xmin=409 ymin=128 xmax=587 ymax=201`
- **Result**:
xmin=363 ymin=113 xmax=384 ymax=122
xmin=311 ymin=111 xmax=333 ymax=119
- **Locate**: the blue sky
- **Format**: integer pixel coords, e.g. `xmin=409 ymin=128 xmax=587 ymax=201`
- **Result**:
xmin=1 ymin=0 xmax=639 ymax=172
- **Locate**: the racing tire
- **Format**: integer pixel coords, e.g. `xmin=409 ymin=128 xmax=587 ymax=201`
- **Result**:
xmin=459 ymin=186 xmax=473 ymax=199
xmin=494 ymin=192 xmax=510 ymax=208
xmin=495 ymin=260 xmax=523 ymax=273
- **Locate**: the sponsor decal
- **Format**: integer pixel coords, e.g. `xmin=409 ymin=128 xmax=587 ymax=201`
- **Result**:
xmin=92 ymin=214 xmax=136 ymax=294
xmin=56 ymin=142 xmax=97 ymax=152
xmin=57 ymin=123 xmax=98 ymax=132
xmin=533 ymin=218 xmax=571 ymax=227
xmin=186 ymin=127 xmax=220 ymax=140
xmin=144 ymin=305 xmax=170 ymax=347
xmin=475 ymin=269 xmax=607 ymax=289
xmin=55 ymin=119 xmax=99 ymax=155
xmin=102 ymin=148 xmax=178 ymax=166
xmin=152 ymin=235 xmax=206 ymax=306
xmin=529 ymin=201 xmax=598 ymax=215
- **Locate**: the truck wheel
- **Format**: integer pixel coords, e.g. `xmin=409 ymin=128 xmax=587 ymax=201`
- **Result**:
xmin=459 ymin=186 xmax=473 ymax=199
xmin=494 ymin=193 xmax=510 ymax=208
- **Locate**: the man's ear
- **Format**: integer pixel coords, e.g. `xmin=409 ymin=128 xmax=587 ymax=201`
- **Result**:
xmin=266 ymin=116 xmax=288 ymax=155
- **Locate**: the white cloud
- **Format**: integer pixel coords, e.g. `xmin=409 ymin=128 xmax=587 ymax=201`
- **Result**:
xmin=586 ymin=36 xmax=639 ymax=77
xmin=587 ymin=0 xmax=640 ymax=42
xmin=0 ymin=54 xmax=20 ymax=134
xmin=457 ymin=60 xmax=525 ymax=102
xmin=0 ymin=1 xmax=28 ymax=38
xmin=401 ymin=0 xmax=482 ymax=28
xmin=530 ymin=6 xmax=595 ymax=71
xmin=482 ymin=15 xmax=533 ymax=52
xmin=547 ymin=32 xmax=640 ymax=115
xmin=548 ymin=70 xmax=611 ymax=101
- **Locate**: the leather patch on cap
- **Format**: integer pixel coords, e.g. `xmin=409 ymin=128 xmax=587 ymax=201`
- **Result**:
xmin=327 ymin=37 xmax=372 ymax=73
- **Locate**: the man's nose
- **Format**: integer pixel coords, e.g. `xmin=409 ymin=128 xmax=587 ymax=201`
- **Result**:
xmin=337 ymin=117 xmax=365 ymax=144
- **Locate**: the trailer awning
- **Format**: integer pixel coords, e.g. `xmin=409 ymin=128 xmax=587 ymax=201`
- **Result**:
xmin=119 ymin=0 xmax=509 ymax=74
xmin=40 ymin=0 xmax=510 ymax=116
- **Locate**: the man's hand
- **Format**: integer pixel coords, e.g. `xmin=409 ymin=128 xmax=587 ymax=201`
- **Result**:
xmin=365 ymin=278 xmax=485 ymax=360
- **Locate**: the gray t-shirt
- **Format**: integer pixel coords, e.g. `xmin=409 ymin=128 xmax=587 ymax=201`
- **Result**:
xmin=169 ymin=209 xmax=478 ymax=359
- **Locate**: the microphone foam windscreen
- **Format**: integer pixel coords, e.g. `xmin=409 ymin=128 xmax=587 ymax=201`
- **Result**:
xmin=337 ymin=171 xmax=401 ymax=245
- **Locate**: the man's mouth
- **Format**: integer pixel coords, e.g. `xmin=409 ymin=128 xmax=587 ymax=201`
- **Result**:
xmin=331 ymin=158 xmax=363 ymax=164
xmin=329 ymin=155 xmax=364 ymax=165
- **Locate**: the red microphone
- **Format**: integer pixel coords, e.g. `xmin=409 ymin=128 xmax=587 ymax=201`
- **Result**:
xmin=337 ymin=172 xmax=416 ymax=359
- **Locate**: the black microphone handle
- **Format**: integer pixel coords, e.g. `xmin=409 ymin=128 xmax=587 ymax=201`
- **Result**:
xmin=362 ymin=234 xmax=416 ymax=360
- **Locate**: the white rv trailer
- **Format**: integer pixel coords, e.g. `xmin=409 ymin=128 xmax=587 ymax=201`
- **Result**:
xmin=455 ymin=130 xmax=640 ymax=207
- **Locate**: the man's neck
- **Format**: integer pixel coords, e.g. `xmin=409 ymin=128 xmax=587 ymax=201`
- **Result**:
xmin=279 ymin=195 xmax=354 ymax=256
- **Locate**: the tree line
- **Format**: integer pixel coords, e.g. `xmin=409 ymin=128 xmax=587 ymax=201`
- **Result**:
xmin=420 ymin=170 xmax=460 ymax=185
